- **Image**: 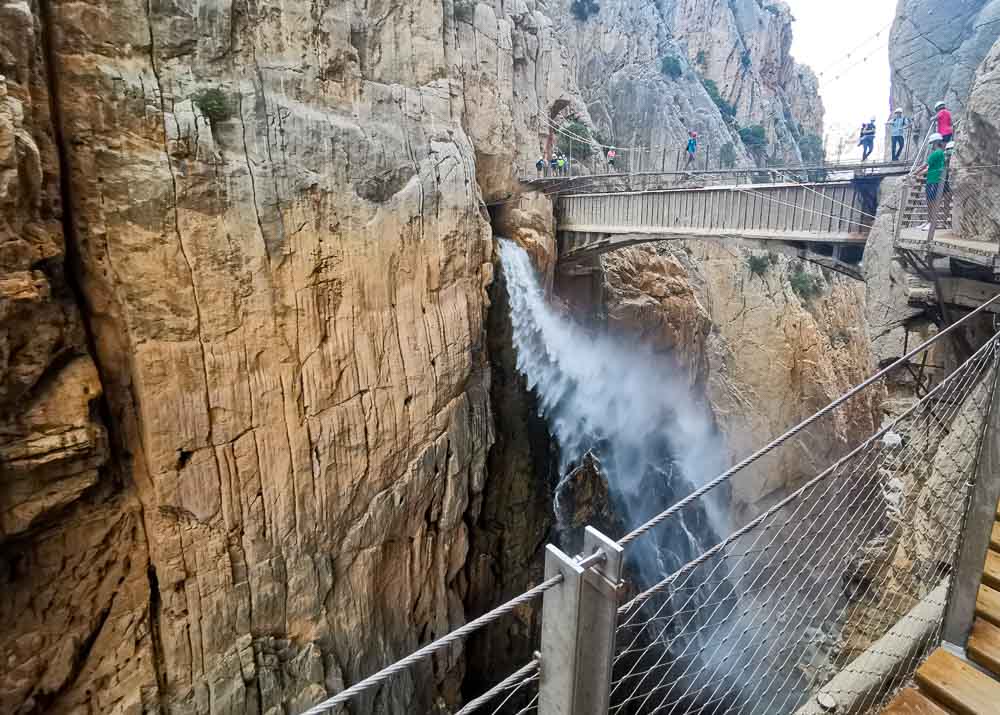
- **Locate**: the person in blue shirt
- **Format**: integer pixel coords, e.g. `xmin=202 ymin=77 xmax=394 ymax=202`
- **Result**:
xmin=887 ymin=109 xmax=910 ymax=161
xmin=685 ymin=131 xmax=698 ymax=168
xmin=536 ymin=155 xmax=545 ymax=177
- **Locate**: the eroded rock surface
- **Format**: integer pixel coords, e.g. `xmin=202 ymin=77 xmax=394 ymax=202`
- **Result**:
xmin=890 ymin=0 xmax=1000 ymax=123
xmin=1 ymin=0 xmax=830 ymax=712
xmin=600 ymin=242 xmax=879 ymax=516
xmin=667 ymin=0 xmax=825 ymax=164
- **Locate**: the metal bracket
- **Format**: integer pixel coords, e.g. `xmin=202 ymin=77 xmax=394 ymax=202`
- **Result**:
xmin=538 ymin=527 xmax=624 ymax=715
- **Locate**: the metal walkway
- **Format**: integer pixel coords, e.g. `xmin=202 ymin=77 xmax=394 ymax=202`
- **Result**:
xmin=555 ymin=179 xmax=878 ymax=278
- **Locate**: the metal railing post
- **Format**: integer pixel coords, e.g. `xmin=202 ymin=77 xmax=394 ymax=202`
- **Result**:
xmin=538 ymin=527 xmax=623 ymax=715
xmin=941 ymin=340 xmax=1000 ymax=649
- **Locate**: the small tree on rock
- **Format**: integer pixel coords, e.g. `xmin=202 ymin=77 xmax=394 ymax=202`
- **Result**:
xmin=660 ymin=55 xmax=683 ymax=79
xmin=570 ymin=0 xmax=600 ymax=21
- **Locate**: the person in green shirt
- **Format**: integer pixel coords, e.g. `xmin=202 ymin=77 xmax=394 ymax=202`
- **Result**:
xmin=917 ymin=133 xmax=947 ymax=231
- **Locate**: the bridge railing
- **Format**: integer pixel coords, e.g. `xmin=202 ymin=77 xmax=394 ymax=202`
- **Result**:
xmin=896 ymin=165 xmax=1000 ymax=269
xmin=300 ymin=297 xmax=1000 ymax=715
xmin=526 ymin=160 xmax=909 ymax=196
xmin=558 ymin=181 xmax=873 ymax=247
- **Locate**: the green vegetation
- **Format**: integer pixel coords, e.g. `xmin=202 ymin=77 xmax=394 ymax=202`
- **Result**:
xmin=702 ymin=79 xmax=736 ymax=118
xmin=799 ymin=133 xmax=825 ymax=164
xmin=557 ymin=119 xmax=596 ymax=159
xmin=739 ymin=124 xmax=767 ymax=147
xmin=747 ymin=254 xmax=771 ymax=278
xmin=570 ymin=0 xmax=600 ymax=21
xmin=790 ymin=264 xmax=824 ymax=301
xmin=193 ymin=88 xmax=233 ymax=124
xmin=696 ymin=50 xmax=708 ymax=67
xmin=660 ymin=55 xmax=683 ymax=79
xmin=740 ymin=50 xmax=752 ymax=70
xmin=719 ymin=142 xmax=736 ymax=168
xmin=763 ymin=3 xmax=784 ymax=16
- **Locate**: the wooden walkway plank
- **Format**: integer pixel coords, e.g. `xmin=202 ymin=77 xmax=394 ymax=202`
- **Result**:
xmin=969 ymin=618 xmax=1000 ymax=678
xmin=976 ymin=584 xmax=1000 ymax=629
xmin=992 ymin=521 xmax=1000 ymax=552
xmin=983 ymin=549 xmax=1000 ymax=592
xmin=916 ymin=648 xmax=1000 ymax=714
xmin=883 ymin=687 xmax=954 ymax=714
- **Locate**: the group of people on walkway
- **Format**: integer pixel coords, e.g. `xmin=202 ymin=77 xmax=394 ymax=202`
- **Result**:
xmin=860 ymin=100 xmax=952 ymax=163
xmin=536 ymin=153 xmax=572 ymax=177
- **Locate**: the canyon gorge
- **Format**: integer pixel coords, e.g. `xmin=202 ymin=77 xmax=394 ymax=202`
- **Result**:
xmin=3 ymin=0 xmax=1000 ymax=714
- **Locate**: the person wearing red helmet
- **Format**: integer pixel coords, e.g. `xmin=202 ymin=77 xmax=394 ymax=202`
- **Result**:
xmin=935 ymin=101 xmax=953 ymax=143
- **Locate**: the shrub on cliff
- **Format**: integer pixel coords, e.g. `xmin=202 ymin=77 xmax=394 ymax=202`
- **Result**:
xmin=790 ymin=265 xmax=824 ymax=301
xmin=702 ymin=79 xmax=736 ymax=118
xmin=747 ymin=254 xmax=770 ymax=278
xmin=660 ymin=55 xmax=683 ymax=79
xmin=557 ymin=119 xmax=597 ymax=158
xmin=800 ymin=133 xmax=825 ymax=164
xmin=193 ymin=88 xmax=233 ymax=125
xmin=719 ymin=142 xmax=736 ymax=168
xmin=571 ymin=0 xmax=600 ymax=21
xmin=739 ymin=124 xmax=768 ymax=147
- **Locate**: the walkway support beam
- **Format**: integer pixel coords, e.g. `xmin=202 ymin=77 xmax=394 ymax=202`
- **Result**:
xmin=942 ymin=347 xmax=1000 ymax=648
xmin=538 ymin=527 xmax=623 ymax=715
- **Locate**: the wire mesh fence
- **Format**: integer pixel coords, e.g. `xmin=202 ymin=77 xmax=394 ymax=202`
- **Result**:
xmin=607 ymin=333 xmax=998 ymax=715
xmin=455 ymin=661 xmax=541 ymax=715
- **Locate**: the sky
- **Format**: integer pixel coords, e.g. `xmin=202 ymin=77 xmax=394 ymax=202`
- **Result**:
xmin=785 ymin=0 xmax=899 ymax=162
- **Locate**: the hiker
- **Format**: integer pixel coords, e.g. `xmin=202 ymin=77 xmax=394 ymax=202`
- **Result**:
xmin=916 ymin=133 xmax=946 ymax=231
xmin=935 ymin=101 xmax=953 ymax=143
xmin=557 ymin=154 xmax=566 ymax=176
xmin=535 ymin=155 xmax=545 ymax=177
xmin=685 ymin=131 xmax=698 ymax=168
xmin=607 ymin=147 xmax=617 ymax=172
xmin=859 ymin=117 xmax=876 ymax=161
xmin=550 ymin=155 xmax=559 ymax=176
xmin=888 ymin=109 xmax=910 ymax=161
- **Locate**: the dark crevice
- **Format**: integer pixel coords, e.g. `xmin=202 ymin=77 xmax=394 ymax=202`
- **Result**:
xmin=35 ymin=0 xmax=120 ymax=458
xmin=146 ymin=565 xmax=169 ymax=697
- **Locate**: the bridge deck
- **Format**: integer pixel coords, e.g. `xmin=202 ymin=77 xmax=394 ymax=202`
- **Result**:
xmin=897 ymin=228 xmax=1000 ymax=269
xmin=557 ymin=180 xmax=875 ymax=262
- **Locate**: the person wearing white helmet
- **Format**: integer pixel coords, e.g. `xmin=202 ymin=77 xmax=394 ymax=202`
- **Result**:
xmin=935 ymin=101 xmax=953 ymax=143
xmin=916 ymin=133 xmax=946 ymax=231
xmin=858 ymin=116 xmax=877 ymax=161
xmin=887 ymin=108 xmax=910 ymax=161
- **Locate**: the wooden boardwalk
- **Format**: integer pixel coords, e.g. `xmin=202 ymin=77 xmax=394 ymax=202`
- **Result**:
xmin=882 ymin=502 xmax=1000 ymax=714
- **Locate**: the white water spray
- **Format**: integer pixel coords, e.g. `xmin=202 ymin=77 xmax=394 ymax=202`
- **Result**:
xmin=498 ymin=239 xmax=729 ymax=541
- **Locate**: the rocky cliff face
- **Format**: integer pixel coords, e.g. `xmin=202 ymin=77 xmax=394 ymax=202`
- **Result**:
xmin=890 ymin=0 xmax=1000 ymax=132
xmin=666 ymin=0 xmax=825 ymax=164
xmin=1 ymin=0 xmax=512 ymax=712
xmin=600 ymin=243 xmax=879 ymax=517
xmin=0 ymin=0 xmax=828 ymax=713
xmin=527 ymin=0 xmax=824 ymax=175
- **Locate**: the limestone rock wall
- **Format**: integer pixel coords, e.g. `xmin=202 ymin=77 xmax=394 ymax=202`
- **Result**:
xmin=599 ymin=244 xmax=879 ymax=518
xmin=665 ymin=0 xmax=824 ymax=164
xmin=0 ymin=0 xmax=829 ymax=713
xmin=0 ymin=0 xmax=535 ymax=713
xmin=890 ymin=0 xmax=1000 ymax=128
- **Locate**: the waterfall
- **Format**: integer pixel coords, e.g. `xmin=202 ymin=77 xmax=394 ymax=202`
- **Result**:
xmin=498 ymin=239 xmax=728 ymax=557
xmin=499 ymin=239 xmax=810 ymax=713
